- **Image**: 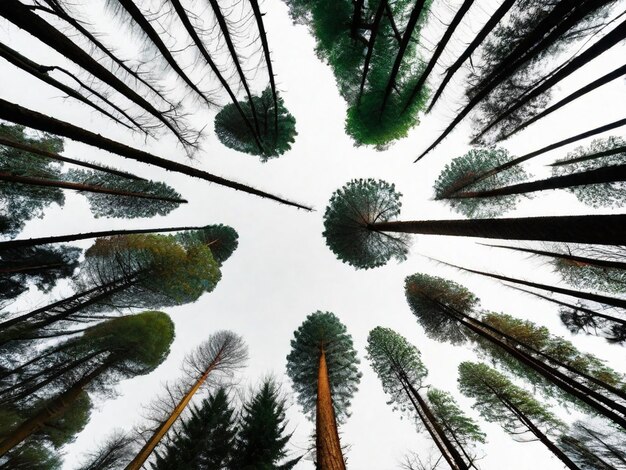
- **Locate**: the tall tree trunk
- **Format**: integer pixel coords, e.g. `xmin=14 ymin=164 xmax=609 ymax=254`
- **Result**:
xmin=0 ymin=263 xmax=63 ymax=274
xmin=0 ymin=172 xmax=187 ymax=204
xmin=503 ymin=63 xmax=626 ymax=139
xmin=0 ymin=134 xmax=145 ymax=181
xmin=114 ymin=0 xmax=212 ymax=107
xmin=168 ymin=0 xmax=264 ymax=153
xmin=480 ymin=243 xmax=626 ymax=271
xmin=0 ymin=98 xmax=312 ymax=210
xmin=0 ymin=41 xmax=133 ymax=130
xmin=474 ymin=19 xmax=626 ymax=141
xmin=550 ymin=144 xmax=626 ymax=167
xmin=436 ymin=117 xmax=626 ymax=190
xmin=402 ymin=0 xmax=475 ymax=113
xmin=316 ymin=348 xmax=346 ymax=470
xmin=0 ymin=226 xmax=205 ymax=250
xmin=416 ymin=0 xmax=613 ymax=159
xmin=379 ymin=0 xmax=428 ymax=117
xmin=249 ymin=0 xmax=279 ymax=137
xmin=126 ymin=346 xmax=224 ymax=469
xmin=448 ymin=164 xmax=626 ymax=199
xmin=0 ymin=359 xmax=111 ymax=455
xmin=357 ymin=0 xmax=387 ymax=107
xmin=207 ymin=0 xmax=263 ymax=141
xmin=370 ymin=214 xmax=626 ymax=246
xmin=0 ymin=0 xmax=191 ymax=147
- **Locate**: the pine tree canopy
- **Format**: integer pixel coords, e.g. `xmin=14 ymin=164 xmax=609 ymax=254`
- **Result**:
xmin=176 ymin=224 xmax=239 ymax=265
xmin=404 ymin=273 xmax=478 ymax=344
xmin=323 ymin=178 xmax=410 ymax=269
xmin=214 ymin=87 xmax=297 ymax=161
xmin=433 ymin=147 xmax=529 ymax=217
xmin=426 ymin=388 xmax=486 ymax=448
xmin=286 ymin=311 xmax=361 ymax=422
xmin=559 ymin=419 xmax=626 ymax=469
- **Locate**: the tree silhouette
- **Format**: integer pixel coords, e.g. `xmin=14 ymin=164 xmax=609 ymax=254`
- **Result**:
xmin=559 ymin=419 xmax=626 ymax=469
xmin=286 ymin=311 xmax=361 ymax=470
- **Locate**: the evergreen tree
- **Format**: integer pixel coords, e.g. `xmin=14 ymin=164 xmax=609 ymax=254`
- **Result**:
xmin=458 ymin=362 xmax=580 ymax=469
xmin=286 ymin=311 xmax=361 ymax=470
xmin=0 ymin=441 xmax=61 ymax=469
xmin=559 ymin=419 xmax=626 ymax=469
xmin=153 ymin=388 xmax=237 ymax=470
xmin=232 ymin=378 xmax=301 ymax=469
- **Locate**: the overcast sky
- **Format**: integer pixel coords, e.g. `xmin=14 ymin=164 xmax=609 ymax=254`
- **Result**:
xmin=2 ymin=0 xmax=626 ymax=468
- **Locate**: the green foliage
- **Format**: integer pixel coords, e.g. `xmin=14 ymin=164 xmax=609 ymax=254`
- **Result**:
xmin=0 ymin=245 xmax=81 ymax=304
xmin=427 ymin=388 xmax=486 ymax=448
xmin=559 ymin=420 xmax=626 ymax=469
xmin=37 ymin=391 xmax=92 ymax=448
xmin=153 ymin=387 xmax=237 ymax=469
xmin=433 ymin=147 xmax=529 ymax=217
xmin=0 ymin=124 xmax=65 ymax=238
xmin=553 ymin=256 xmax=626 ymax=294
xmin=65 ymin=168 xmax=183 ymax=218
xmin=458 ymin=362 xmax=565 ymax=439
xmin=214 ymin=87 xmax=297 ymax=161
xmin=404 ymin=273 xmax=478 ymax=344
xmin=0 ymin=441 xmax=62 ymax=469
xmin=176 ymin=224 xmax=239 ymax=265
xmin=366 ymin=327 xmax=428 ymax=414
xmin=232 ymin=378 xmax=301 ymax=470
xmin=552 ymin=136 xmax=626 ymax=208
xmin=286 ymin=311 xmax=361 ymax=422
xmin=323 ymin=179 xmax=410 ymax=269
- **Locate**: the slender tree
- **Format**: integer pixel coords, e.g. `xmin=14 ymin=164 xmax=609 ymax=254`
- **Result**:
xmin=75 ymin=430 xmax=136 ymax=470
xmin=322 ymin=179 xmax=626 ymax=269
xmin=286 ymin=311 xmax=361 ymax=470
xmin=559 ymin=419 xmax=626 ymax=469
xmin=458 ymin=362 xmax=580 ymax=469
xmin=127 ymin=330 xmax=247 ymax=469
xmin=366 ymin=327 xmax=483 ymax=469
xmin=0 ymin=98 xmax=312 ymax=210
xmin=0 ymin=311 xmax=175 ymax=454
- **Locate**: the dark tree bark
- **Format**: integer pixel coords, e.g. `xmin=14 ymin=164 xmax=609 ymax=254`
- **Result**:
xmin=550 ymin=144 xmax=626 ymax=167
xmin=503 ymin=63 xmax=626 ymax=139
xmin=402 ymin=0 xmax=475 ymax=113
xmin=0 ymin=226 xmax=205 ymax=250
xmin=0 ymin=98 xmax=312 ymax=210
xmin=370 ymin=214 xmax=626 ymax=246
xmin=379 ymin=0 xmax=428 ymax=116
xmin=0 ymin=134 xmax=144 ymax=180
xmin=448 ymin=164 xmax=626 ymax=199
xmin=357 ymin=0 xmax=387 ymax=107
xmin=475 ymin=19 xmax=626 ymax=141
xmin=0 ymin=0 xmax=192 ymax=146
xmin=427 ymin=0 xmax=516 ymax=112
xmin=0 ymin=172 xmax=187 ymax=203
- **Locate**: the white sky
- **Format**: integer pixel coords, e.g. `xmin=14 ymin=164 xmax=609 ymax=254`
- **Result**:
xmin=1 ymin=0 xmax=626 ymax=468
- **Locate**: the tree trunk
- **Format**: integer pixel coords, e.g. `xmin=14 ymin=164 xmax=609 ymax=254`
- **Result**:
xmin=427 ymin=0 xmax=516 ymax=112
xmin=550 ymin=144 xmax=626 ymax=167
xmin=356 ymin=0 xmax=387 ymax=107
xmin=436 ymin=117 xmax=626 ymax=190
xmin=402 ymin=0 xmax=475 ymax=113
xmin=0 ymin=225 xmax=205 ymax=250
xmin=503 ymin=63 xmax=626 ymax=139
xmin=370 ymin=214 xmax=626 ymax=246
xmin=480 ymin=244 xmax=626 ymax=271
xmin=0 ymin=172 xmax=187 ymax=204
xmin=0 ymin=360 xmax=111 ymax=455
xmin=379 ymin=0 xmax=428 ymax=117
xmin=316 ymin=348 xmax=346 ymax=470
xmin=0 ymin=41 xmax=132 ymax=130
xmin=448 ymin=164 xmax=626 ymax=199
xmin=416 ymin=0 xmax=612 ymax=159
xmin=0 ymin=98 xmax=312 ymax=210
xmin=0 ymin=0 xmax=189 ymax=146
xmin=126 ymin=347 xmax=224 ymax=469
xmin=0 ymin=263 xmax=63 ymax=274
xmin=0 ymin=134 xmax=145 ymax=180
xmin=475 ymin=18 xmax=626 ymax=141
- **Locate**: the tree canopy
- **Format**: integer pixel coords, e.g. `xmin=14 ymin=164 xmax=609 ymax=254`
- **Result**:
xmin=175 ymin=224 xmax=239 ymax=266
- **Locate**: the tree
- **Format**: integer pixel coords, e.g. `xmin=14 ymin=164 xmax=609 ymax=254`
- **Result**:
xmin=152 ymin=387 xmax=238 ymax=469
xmin=322 ymin=179 xmax=626 ymax=269
xmin=0 ymin=311 xmax=175 ymax=454
xmin=458 ymin=362 xmax=580 ymax=469
xmin=0 ymin=441 xmax=61 ymax=469
xmin=433 ymin=148 xmax=529 ymax=217
xmin=0 ymin=245 xmax=80 ymax=305
xmin=127 ymin=331 xmax=247 ymax=469
xmin=214 ymin=87 xmax=297 ymax=161
xmin=176 ymin=225 xmax=238 ymax=266
xmin=559 ymin=419 xmax=626 ymax=469
xmin=286 ymin=311 xmax=361 ymax=470
xmin=366 ymin=327 xmax=483 ymax=469
xmin=75 ymin=430 xmax=136 ymax=470
xmin=231 ymin=378 xmax=302 ymax=469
